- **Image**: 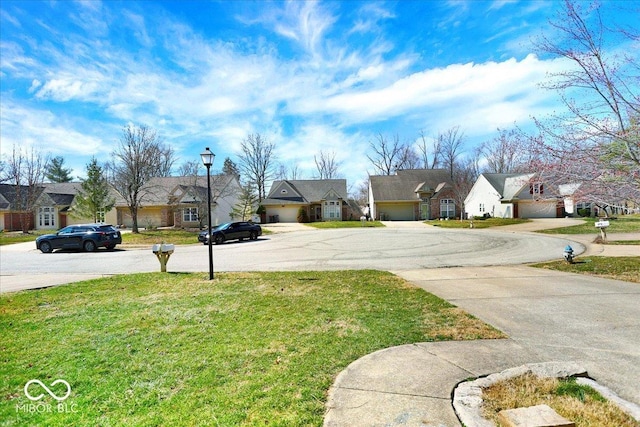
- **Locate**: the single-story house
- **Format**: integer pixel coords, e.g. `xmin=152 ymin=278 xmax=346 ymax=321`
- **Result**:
xmin=368 ymin=169 xmax=457 ymax=220
xmin=113 ymin=175 xmax=241 ymax=229
xmin=0 ymin=184 xmax=35 ymax=231
xmin=261 ymin=179 xmax=350 ymax=222
xmin=464 ymin=173 xmax=562 ymax=219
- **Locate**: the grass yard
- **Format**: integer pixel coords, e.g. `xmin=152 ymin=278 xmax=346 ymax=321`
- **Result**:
xmin=425 ymin=218 xmax=530 ymax=229
xmin=530 ymin=257 xmax=640 ymax=284
xmin=481 ymin=373 xmax=639 ymax=426
xmin=537 ymin=215 xmax=640 ymax=235
xmin=306 ymin=220 xmax=385 ymax=229
xmin=0 ymin=230 xmax=47 ymax=246
xmin=0 ymin=270 xmax=502 ymax=427
xmin=120 ymin=229 xmax=201 ymax=245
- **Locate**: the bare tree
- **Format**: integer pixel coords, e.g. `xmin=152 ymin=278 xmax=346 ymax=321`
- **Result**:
xmin=417 ymin=130 xmax=442 ymax=169
xmin=4 ymin=145 xmax=49 ymax=232
xmin=314 ymin=150 xmax=340 ymax=179
xmin=238 ymin=133 xmax=276 ymax=202
xmin=533 ymin=0 xmax=640 ymax=207
xmin=177 ymin=160 xmax=202 ymax=177
xmin=479 ymin=128 xmax=531 ymax=173
xmin=439 ymin=126 xmax=465 ymax=179
xmin=367 ymin=133 xmax=409 ymax=175
xmin=451 ymin=156 xmax=480 ymax=220
xmin=108 ymin=124 xmax=175 ymax=233
xmin=275 ymin=162 xmax=301 ymax=181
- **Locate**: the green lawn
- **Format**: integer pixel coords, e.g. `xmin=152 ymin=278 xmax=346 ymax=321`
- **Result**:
xmin=537 ymin=215 xmax=640 ymax=235
xmin=0 ymin=271 xmax=502 ymax=427
xmin=0 ymin=231 xmax=47 ymax=246
xmin=530 ymin=256 xmax=640 ymax=284
xmin=425 ymin=218 xmax=530 ymax=229
xmin=306 ymin=220 xmax=385 ymax=229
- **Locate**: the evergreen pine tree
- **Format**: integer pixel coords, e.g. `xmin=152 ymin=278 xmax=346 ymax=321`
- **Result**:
xmin=72 ymin=158 xmax=115 ymax=222
xmin=231 ymin=183 xmax=258 ymax=221
xmin=45 ymin=156 xmax=74 ymax=182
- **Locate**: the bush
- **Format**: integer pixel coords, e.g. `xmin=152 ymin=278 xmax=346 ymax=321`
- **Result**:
xmin=297 ymin=207 xmax=309 ymax=223
xmin=578 ymin=208 xmax=591 ymax=217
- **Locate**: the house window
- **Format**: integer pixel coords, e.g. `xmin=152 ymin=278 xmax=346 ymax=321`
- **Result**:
xmin=38 ymin=206 xmax=55 ymax=227
xmin=440 ymin=199 xmax=455 ymax=218
xmin=280 ymin=189 xmax=288 ymax=194
xmin=479 ymin=203 xmax=485 ymax=213
xmin=324 ymin=201 xmax=340 ymax=219
xmin=530 ymin=183 xmax=544 ymax=196
xmin=96 ymin=209 xmax=106 ymax=223
xmin=183 ymin=207 xmax=198 ymax=222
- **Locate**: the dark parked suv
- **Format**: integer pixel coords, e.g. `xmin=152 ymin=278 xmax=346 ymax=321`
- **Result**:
xmin=198 ymin=221 xmax=262 ymax=245
xmin=36 ymin=224 xmax=122 ymax=253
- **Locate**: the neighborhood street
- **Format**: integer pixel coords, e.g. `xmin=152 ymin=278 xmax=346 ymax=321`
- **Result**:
xmin=0 ymin=224 xmax=583 ymax=293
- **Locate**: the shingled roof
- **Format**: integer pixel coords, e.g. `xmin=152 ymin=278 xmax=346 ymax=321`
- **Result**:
xmin=369 ymin=169 xmax=452 ymax=201
xmin=263 ymin=179 xmax=348 ymax=205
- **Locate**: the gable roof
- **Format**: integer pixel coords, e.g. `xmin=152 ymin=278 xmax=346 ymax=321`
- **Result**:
xmin=370 ymin=169 xmax=452 ymax=202
xmin=40 ymin=182 xmax=83 ymax=206
xmin=113 ymin=175 xmax=238 ymax=207
xmin=478 ymin=173 xmax=535 ymax=200
xmin=0 ymin=184 xmax=44 ymax=210
xmin=263 ymin=179 xmax=347 ymax=205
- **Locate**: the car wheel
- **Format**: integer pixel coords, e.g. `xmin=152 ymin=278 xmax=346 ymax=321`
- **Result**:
xmin=249 ymin=231 xmax=258 ymax=240
xmin=39 ymin=241 xmax=53 ymax=254
xmin=83 ymin=240 xmax=97 ymax=252
xmin=215 ymin=235 xmax=224 ymax=245
xmin=105 ymin=244 xmax=115 ymax=250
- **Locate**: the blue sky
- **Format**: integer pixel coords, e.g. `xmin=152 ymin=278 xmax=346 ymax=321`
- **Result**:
xmin=1 ymin=0 xmax=637 ymax=192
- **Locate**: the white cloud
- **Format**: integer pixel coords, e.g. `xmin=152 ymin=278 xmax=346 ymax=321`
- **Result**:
xmin=0 ymin=100 xmax=105 ymax=160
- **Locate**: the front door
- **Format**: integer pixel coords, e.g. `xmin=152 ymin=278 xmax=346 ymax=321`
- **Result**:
xmin=420 ymin=203 xmax=430 ymax=220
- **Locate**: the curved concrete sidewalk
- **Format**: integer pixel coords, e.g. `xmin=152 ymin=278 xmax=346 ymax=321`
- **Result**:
xmin=324 ymin=264 xmax=640 ymax=426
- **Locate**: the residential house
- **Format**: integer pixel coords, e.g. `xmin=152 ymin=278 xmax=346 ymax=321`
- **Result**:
xmin=261 ymin=179 xmax=350 ymax=222
xmin=464 ymin=173 xmax=562 ymax=219
xmin=0 ymin=184 xmax=35 ymax=231
xmin=368 ymin=169 xmax=457 ymax=220
xmin=113 ymin=175 xmax=241 ymax=229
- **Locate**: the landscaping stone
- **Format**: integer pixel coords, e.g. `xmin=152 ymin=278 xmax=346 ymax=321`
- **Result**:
xmin=498 ymin=404 xmax=575 ymax=427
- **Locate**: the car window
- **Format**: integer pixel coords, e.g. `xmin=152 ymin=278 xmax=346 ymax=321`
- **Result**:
xmin=59 ymin=227 xmax=74 ymax=234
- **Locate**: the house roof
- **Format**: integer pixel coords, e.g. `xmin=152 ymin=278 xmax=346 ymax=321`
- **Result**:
xmin=263 ymin=179 xmax=348 ymax=205
xmin=0 ymin=183 xmax=44 ymax=210
xmin=113 ymin=174 xmax=238 ymax=207
xmin=370 ymin=169 xmax=452 ymax=202
xmin=479 ymin=173 xmax=535 ymax=200
xmin=41 ymin=182 xmax=83 ymax=206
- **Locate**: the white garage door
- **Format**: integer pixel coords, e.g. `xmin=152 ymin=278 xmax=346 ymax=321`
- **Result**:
xmin=267 ymin=206 xmax=300 ymax=223
xmin=377 ymin=203 xmax=415 ymax=221
xmin=518 ymin=202 xmax=557 ymax=218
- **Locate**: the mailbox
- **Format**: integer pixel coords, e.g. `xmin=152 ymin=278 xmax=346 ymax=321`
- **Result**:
xmin=152 ymin=243 xmax=175 ymax=272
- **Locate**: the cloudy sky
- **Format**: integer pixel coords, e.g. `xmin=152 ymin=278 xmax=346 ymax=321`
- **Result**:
xmin=1 ymin=0 xmax=637 ymax=191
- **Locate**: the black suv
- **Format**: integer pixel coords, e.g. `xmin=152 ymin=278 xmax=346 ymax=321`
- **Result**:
xmin=36 ymin=224 xmax=122 ymax=253
xmin=198 ymin=221 xmax=262 ymax=245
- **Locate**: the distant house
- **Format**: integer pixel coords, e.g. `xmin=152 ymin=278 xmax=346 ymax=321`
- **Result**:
xmin=368 ymin=169 xmax=456 ymax=220
xmin=464 ymin=173 xmax=562 ymax=219
xmin=0 ymin=184 xmax=36 ymax=231
xmin=33 ymin=182 xmax=115 ymax=230
xmin=261 ymin=179 xmax=350 ymax=222
xmin=112 ymin=175 xmax=241 ymax=229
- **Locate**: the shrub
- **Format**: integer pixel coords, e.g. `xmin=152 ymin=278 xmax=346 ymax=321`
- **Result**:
xmin=297 ymin=207 xmax=309 ymax=223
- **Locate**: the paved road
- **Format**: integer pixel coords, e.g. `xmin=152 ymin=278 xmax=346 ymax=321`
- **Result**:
xmin=0 ymin=226 xmax=583 ymax=292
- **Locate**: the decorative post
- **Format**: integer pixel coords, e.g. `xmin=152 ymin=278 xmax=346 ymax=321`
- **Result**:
xmin=200 ymin=147 xmax=216 ymax=280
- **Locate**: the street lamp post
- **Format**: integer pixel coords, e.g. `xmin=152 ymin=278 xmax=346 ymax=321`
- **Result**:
xmin=200 ymin=147 xmax=216 ymax=280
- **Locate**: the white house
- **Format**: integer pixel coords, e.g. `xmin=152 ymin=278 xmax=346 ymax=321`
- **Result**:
xmin=465 ymin=173 xmax=562 ymax=219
